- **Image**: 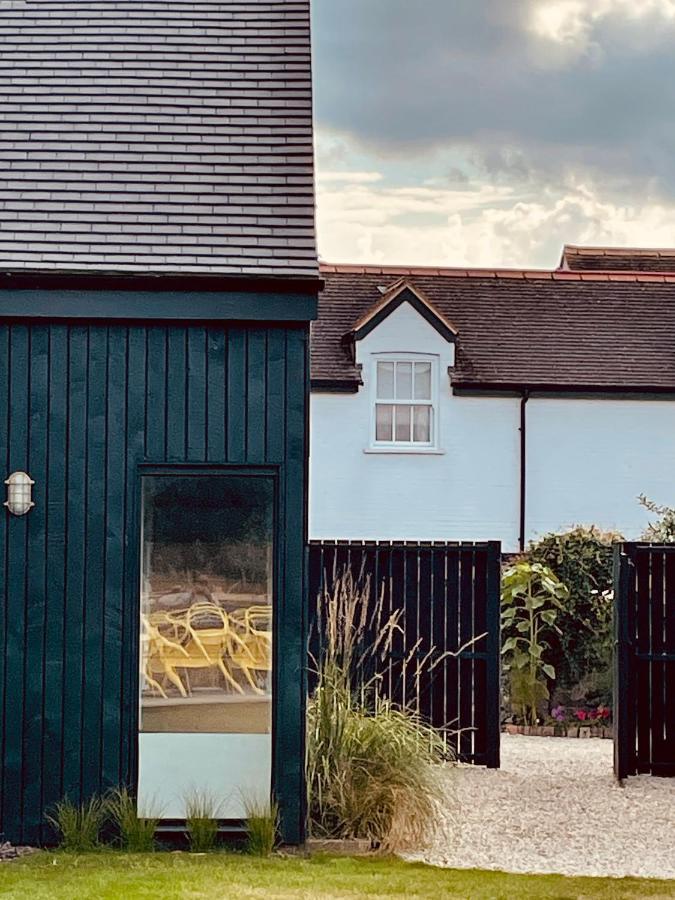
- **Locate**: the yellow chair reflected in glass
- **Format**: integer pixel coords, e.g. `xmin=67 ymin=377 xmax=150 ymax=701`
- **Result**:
xmin=143 ymin=603 xmax=246 ymax=697
xmin=141 ymin=614 xmax=192 ymax=698
xmin=229 ymin=604 xmax=272 ymax=695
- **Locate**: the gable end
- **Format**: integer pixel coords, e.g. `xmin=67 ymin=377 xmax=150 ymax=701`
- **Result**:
xmin=351 ymin=285 xmax=458 ymax=343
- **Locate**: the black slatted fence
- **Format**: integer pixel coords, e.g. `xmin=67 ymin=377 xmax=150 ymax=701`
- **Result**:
xmin=308 ymin=541 xmax=501 ymax=767
xmin=614 ymin=543 xmax=675 ymax=778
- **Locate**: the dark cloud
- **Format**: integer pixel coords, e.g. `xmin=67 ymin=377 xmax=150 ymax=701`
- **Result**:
xmin=312 ymin=0 xmax=675 ymax=195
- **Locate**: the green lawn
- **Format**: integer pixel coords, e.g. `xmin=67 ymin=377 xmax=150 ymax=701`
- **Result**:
xmin=0 ymin=853 xmax=673 ymax=900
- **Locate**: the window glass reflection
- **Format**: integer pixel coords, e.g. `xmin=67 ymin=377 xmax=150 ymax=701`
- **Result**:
xmin=140 ymin=475 xmax=273 ymax=735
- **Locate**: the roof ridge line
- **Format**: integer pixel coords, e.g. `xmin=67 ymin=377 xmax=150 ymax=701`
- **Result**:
xmin=319 ymin=263 xmax=675 ymax=283
xmin=563 ymin=244 xmax=675 ymax=256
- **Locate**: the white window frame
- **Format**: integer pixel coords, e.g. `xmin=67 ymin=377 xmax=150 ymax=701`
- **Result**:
xmin=366 ymin=353 xmax=442 ymax=454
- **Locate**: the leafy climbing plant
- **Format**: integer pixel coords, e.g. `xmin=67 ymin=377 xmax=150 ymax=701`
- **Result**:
xmin=639 ymin=494 xmax=675 ymax=542
xmin=501 ymin=561 xmax=569 ymax=725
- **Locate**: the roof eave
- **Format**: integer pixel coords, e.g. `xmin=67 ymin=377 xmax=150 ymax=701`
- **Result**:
xmin=452 ymin=381 xmax=675 ymax=399
xmin=0 ymin=267 xmax=324 ymax=295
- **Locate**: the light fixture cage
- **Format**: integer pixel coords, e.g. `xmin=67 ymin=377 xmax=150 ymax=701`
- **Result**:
xmin=4 ymin=471 xmax=35 ymax=516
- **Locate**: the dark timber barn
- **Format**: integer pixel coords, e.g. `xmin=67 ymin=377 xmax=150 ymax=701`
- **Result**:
xmin=0 ymin=0 xmax=318 ymax=846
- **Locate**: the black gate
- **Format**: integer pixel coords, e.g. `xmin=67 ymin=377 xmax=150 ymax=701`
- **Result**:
xmin=614 ymin=543 xmax=675 ymax=778
xmin=308 ymin=541 xmax=501 ymax=768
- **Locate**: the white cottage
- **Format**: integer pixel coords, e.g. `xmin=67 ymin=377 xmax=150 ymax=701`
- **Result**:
xmin=309 ymin=246 xmax=675 ymax=552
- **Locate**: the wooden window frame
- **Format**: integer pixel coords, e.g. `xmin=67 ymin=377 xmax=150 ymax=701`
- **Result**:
xmin=367 ymin=353 xmax=442 ymax=453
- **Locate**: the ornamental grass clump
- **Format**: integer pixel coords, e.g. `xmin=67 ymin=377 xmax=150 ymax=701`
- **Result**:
xmin=185 ymin=790 xmax=220 ymax=852
xmin=241 ymin=794 xmax=278 ymax=856
xmin=107 ymin=787 xmax=159 ymax=852
xmin=307 ymin=571 xmax=449 ymax=850
xmin=45 ymin=795 xmax=108 ymax=852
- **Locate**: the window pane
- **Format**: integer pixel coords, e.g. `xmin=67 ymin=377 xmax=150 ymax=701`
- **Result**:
xmin=395 ymin=404 xmax=412 ymax=441
xmin=414 ymin=362 xmax=432 ymax=400
xmin=376 ymin=404 xmax=393 ymax=441
xmin=140 ymin=475 xmax=273 ymax=735
xmin=413 ymin=405 xmax=431 ymax=442
xmin=395 ymin=362 xmax=412 ymax=399
xmin=377 ymin=361 xmax=394 ymax=398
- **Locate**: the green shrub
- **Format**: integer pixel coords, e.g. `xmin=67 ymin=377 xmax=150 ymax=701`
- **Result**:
xmin=45 ymin=795 xmax=108 ymax=851
xmin=307 ymin=571 xmax=449 ymax=850
xmin=107 ymin=787 xmax=159 ymax=852
xmin=185 ymin=791 xmax=220 ymax=852
xmin=241 ymin=794 xmax=278 ymax=856
xmin=501 ymin=561 xmax=568 ymax=724
xmin=524 ymin=526 xmax=619 ymax=701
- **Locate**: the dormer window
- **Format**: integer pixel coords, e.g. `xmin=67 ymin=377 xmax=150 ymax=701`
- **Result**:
xmin=372 ymin=355 xmax=438 ymax=449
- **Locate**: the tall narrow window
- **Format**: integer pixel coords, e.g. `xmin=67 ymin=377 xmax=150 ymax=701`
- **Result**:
xmin=140 ymin=474 xmax=274 ymax=736
xmin=373 ymin=357 xmax=437 ymax=448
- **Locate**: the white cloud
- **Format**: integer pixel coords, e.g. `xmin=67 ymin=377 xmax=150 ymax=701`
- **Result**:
xmin=316 ymin=167 xmax=675 ymax=268
xmin=528 ymin=0 xmax=675 ymax=63
xmin=319 ymin=171 xmax=383 ymax=184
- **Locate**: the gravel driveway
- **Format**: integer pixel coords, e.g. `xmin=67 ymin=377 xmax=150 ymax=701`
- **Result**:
xmin=407 ymin=734 xmax=675 ymax=879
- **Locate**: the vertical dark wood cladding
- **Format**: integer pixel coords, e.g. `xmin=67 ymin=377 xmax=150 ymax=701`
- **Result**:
xmin=0 ymin=320 xmax=309 ymax=845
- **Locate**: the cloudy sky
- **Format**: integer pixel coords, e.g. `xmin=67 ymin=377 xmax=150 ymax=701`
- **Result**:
xmin=311 ymin=0 xmax=675 ymax=268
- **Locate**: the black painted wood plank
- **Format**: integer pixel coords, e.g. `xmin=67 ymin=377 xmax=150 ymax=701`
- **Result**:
xmin=102 ymin=327 xmax=127 ymax=788
xmin=187 ymin=328 xmax=207 ymax=462
xmin=82 ymin=327 xmax=108 ymax=799
xmin=445 ymin=547 xmax=460 ymax=758
xmin=458 ymin=545 xmax=475 ymax=761
xmin=166 ymin=327 xmax=187 ymax=462
xmin=403 ymin=546 xmax=419 ymax=716
xmin=246 ymin=329 xmax=266 ymax=464
xmin=634 ymin=547 xmax=651 ymax=773
xmin=265 ymin=329 xmax=286 ymax=465
xmin=145 ymin=327 xmax=167 ymax=461
xmin=62 ymin=326 xmax=88 ymax=804
xmin=41 ymin=325 xmax=68 ymax=832
xmin=471 ymin=545 xmax=488 ymax=766
xmin=23 ymin=325 xmax=49 ymax=842
xmin=416 ymin=546 xmax=432 ymax=724
xmin=649 ymin=550 xmax=665 ymax=773
xmin=206 ymin=328 xmax=226 ymax=463
xmin=226 ymin=327 xmax=246 ymax=464
xmin=121 ymin=327 xmax=146 ymax=790
xmin=430 ymin=546 xmax=447 ymax=734
xmin=389 ymin=545 xmax=405 ymax=710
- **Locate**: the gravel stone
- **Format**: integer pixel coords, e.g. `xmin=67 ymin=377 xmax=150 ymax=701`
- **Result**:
xmin=406 ymin=734 xmax=675 ymax=879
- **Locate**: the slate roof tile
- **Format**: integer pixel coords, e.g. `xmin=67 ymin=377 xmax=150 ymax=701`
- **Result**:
xmin=313 ymin=265 xmax=675 ymax=391
xmin=561 ymin=245 xmax=675 ymax=273
xmin=0 ymin=0 xmax=317 ymax=278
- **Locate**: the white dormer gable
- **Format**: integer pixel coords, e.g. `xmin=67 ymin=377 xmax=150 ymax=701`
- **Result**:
xmin=351 ymin=280 xmax=457 ymax=370
xmin=357 ymin=299 xmax=456 ymax=366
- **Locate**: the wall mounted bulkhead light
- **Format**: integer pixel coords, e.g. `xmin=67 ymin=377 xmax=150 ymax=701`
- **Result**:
xmin=4 ymin=471 xmax=35 ymax=516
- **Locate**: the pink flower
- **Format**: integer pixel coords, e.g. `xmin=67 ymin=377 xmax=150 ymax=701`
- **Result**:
xmin=574 ymin=710 xmax=587 ymax=721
